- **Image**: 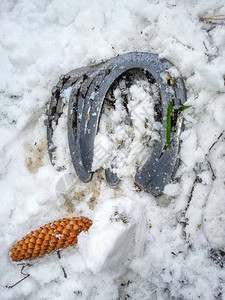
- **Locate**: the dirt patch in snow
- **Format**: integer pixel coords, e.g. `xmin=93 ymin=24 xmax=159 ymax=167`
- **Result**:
xmin=25 ymin=138 xmax=48 ymax=173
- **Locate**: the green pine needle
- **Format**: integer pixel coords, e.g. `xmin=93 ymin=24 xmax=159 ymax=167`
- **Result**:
xmin=166 ymin=101 xmax=174 ymax=149
xmin=178 ymin=105 xmax=192 ymax=112
xmin=166 ymin=103 xmax=191 ymax=149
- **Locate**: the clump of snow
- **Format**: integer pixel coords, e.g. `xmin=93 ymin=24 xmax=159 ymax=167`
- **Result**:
xmin=92 ymin=77 xmax=161 ymax=178
xmin=51 ymin=86 xmax=73 ymax=170
xmin=1 ymin=0 xmax=225 ymax=299
xmin=164 ymin=183 xmax=181 ymax=198
xmin=79 ymin=197 xmax=145 ymax=275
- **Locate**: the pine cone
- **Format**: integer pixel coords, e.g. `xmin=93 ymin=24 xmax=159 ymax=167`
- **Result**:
xmin=10 ymin=217 xmax=92 ymax=261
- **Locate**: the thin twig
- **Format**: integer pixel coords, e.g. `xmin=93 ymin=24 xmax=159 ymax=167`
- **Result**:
xmin=18 ymin=263 xmax=32 ymax=276
xmin=57 ymin=251 xmax=67 ymax=278
xmin=6 ymin=263 xmax=32 ymax=289
xmin=179 ymin=175 xmax=202 ymax=241
xmin=206 ymin=132 xmax=224 ymax=180
xmin=21 ymin=265 xmax=26 ymax=275
xmin=6 ymin=274 xmax=30 ymax=289
xmin=209 ymin=132 xmax=224 ymax=151
xmin=57 ymin=251 xmax=61 ymax=259
xmin=203 ymin=41 xmax=208 ymax=51
xmin=207 ymin=161 xmax=216 ymax=181
xmin=62 ymin=268 xmax=67 ymax=279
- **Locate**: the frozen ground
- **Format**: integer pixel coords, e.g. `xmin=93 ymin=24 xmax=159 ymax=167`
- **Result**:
xmin=0 ymin=0 xmax=225 ymax=299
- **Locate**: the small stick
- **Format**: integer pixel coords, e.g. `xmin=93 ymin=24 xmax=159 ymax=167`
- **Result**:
xmin=6 ymin=263 xmax=31 ymax=289
xmin=21 ymin=265 xmax=26 ymax=275
xmin=207 ymin=131 xmax=224 ymax=180
xmin=203 ymin=41 xmax=208 ymax=51
xmin=57 ymin=251 xmax=67 ymax=279
xmin=208 ymin=161 xmax=216 ymax=181
xmin=209 ymin=132 xmax=224 ymax=151
xmin=180 ymin=175 xmax=201 ymax=241
xmin=6 ymin=274 xmax=30 ymax=289
xmin=17 ymin=263 xmax=32 ymax=275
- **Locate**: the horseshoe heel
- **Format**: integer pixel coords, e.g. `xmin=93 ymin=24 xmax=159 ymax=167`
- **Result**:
xmin=68 ymin=64 xmax=104 ymax=181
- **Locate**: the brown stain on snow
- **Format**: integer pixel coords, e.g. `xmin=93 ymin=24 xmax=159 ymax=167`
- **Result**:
xmin=62 ymin=175 xmax=102 ymax=214
xmin=62 ymin=169 xmax=122 ymax=214
xmin=25 ymin=138 xmax=48 ymax=173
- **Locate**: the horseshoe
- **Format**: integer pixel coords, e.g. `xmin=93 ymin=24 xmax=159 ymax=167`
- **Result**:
xmin=47 ymin=52 xmax=186 ymax=196
xmin=68 ymin=52 xmax=186 ymax=195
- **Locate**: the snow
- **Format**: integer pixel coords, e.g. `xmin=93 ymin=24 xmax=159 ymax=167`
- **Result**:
xmin=0 ymin=0 xmax=225 ymax=299
xmin=79 ymin=197 xmax=145 ymax=275
xmin=92 ymin=77 xmax=161 ymax=177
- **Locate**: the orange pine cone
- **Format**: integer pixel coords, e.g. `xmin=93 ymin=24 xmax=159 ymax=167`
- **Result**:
xmin=10 ymin=217 xmax=92 ymax=261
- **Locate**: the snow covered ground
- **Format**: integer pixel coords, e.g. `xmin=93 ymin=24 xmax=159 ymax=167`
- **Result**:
xmin=0 ymin=0 xmax=225 ymax=299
